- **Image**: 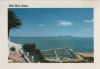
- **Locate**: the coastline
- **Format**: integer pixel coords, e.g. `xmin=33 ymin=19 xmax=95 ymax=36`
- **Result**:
xmin=78 ymin=52 xmax=93 ymax=57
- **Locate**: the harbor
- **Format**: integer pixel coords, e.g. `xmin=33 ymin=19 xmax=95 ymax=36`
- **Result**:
xmin=8 ymin=40 xmax=93 ymax=63
xmin=41 ymin=48 xmax=93 ymax=63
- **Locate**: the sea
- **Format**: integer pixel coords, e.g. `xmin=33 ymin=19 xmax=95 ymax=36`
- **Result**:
xmin=10 ymin=36 xmax=94 ymax=53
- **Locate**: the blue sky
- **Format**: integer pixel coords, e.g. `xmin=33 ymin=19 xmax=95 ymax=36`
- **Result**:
xmin=9 ymin=8 xmax=93 ymax=37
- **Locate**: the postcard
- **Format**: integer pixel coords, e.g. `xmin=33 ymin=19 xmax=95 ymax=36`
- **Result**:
xmin=0 ymin=0 xmax=100 ymax=69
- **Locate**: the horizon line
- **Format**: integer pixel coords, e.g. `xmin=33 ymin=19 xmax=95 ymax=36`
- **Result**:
xmin=10 ymin=36 xmax=93 ymax=38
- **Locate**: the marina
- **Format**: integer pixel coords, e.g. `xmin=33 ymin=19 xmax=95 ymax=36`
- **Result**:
xmin=41 ymin=48 xmax=93 ymax=63
xmin=8 ymin=40 xmax=93 ymax=63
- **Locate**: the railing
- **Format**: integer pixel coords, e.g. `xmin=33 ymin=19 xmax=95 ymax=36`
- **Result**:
xmin=19 ymin=49 xmax=32 ymax=63
xmin=21 ymin=50 xmax=36 ymax=63
xmin=9 ymin=40 xmax=33 ymax=63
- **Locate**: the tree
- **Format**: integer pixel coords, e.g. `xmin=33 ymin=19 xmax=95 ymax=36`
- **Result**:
xmin=23 ymin=43 xmax=36 ymax=55
xmin=35 ymin=49 xmax=45 ymax=62
xmin=23 ymin=43 xmax=45 ymax=62
xmin=8 ymin=10 xmax=22 ymax=36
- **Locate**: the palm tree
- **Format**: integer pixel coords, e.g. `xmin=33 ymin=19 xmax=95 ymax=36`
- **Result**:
xmin=8 ymin=10 xmax=22 ymax=36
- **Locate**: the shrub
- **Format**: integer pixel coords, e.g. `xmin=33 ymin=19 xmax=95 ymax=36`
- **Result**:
xmin=23 ymin=43 xmax=45 ymax=62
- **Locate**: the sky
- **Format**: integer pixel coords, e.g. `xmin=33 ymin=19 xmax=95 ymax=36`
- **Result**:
xmin=9 ymin=8 xmax=93 ymax=37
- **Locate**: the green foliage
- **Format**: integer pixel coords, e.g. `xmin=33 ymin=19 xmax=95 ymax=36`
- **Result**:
xmin=10 ymin=47 xmax=16 ymax=51
xmin=8 ymin=10 xmax=22 ymax=36
xmin=83 ymin=56 xmax=94 ymax=62
xmin=23 ymin=43 xmax=36 ymax=55
xmin=34 ymin=49 xmax=45 ymax=62
xmin=23 ymin=43 xmax=45 ymax=62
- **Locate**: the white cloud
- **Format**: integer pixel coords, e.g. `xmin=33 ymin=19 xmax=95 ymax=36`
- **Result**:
xmin=38 ymin=24 xmax=46 ymax=27
xmin=57 ymin=20 xmax=73 ymax=27
xmin=84 ymin=19 xmax=93 ymax=23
